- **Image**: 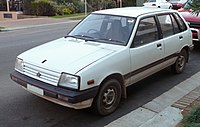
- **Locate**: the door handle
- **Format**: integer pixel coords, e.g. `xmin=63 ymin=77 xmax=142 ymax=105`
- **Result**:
xmin=179 ymin=36 xmax=183 ymax=39
xmin=157 ymin=43 xmax=162 ymax=47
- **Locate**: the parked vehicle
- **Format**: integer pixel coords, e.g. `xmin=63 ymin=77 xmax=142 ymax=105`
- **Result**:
xmin=10 ymin=7 xmax=193 ymax=116
xmin=169 ymin=0 xmax=187 ymax=9
xmin=178 ymin=0 xmax=200 ymax=44
xmin=143 ymin=0 xmax=172 ymax=9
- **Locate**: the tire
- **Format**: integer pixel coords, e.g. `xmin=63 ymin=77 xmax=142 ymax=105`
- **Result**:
xmin=92 ymin=79 xmax=122 ymax=116
xmin=171 ymin=49 xmax=188 ymax=74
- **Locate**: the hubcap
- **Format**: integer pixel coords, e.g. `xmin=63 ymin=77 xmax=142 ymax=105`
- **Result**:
xmin=103 ymin=88 xmax=116 ymax=108
xmin=177 ymin=55 xmax=185 ymax=70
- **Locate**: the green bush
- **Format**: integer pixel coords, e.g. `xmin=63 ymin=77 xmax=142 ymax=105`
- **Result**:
xmin=57 ymin=5 xmax=71 ymax=15
xmin=56 ymin=3 xmax=76 ymax=15
xmin=62 ymin=7 xmax=72 ymax=15
xmin=185 ymin=123 xmax=200 ymax=127
xmin=184 ymin=106 xmax=200 ymax=127
xmin=31 ymin=0 xmax=57 ymax=16
xmin=23 ymin=0 xmax=34 ymax=15
xmin=106 ymin=0 xmax=117 ymax=9
xmin=56 ymin=4 xmax=65 ymax=15
xmin=74 ymin=2 xmax=85 ymax=13
xmin=24 ymin=0 xmax=81 ymax=16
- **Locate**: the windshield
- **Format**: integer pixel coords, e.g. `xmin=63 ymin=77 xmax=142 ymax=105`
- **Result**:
xmin=68 ymin=14 xmax=135 ymax=45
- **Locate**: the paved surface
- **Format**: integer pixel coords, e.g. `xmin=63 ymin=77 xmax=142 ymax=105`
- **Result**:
xmin=0 ymin=17 xmax=70 ymax=28
xmin=0 ymin=17 xmax=80 ymax=31
xmin=105 ymin=72 xmax=200 ymax=127
xmin=1 ymin=17 xmax=200 ymax=127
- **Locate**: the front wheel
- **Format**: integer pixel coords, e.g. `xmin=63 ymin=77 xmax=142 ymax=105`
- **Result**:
xmin=92 ymin=79 xmax=122 ymax=116
xmin=171 ymin=49 xmax=188 ymax=74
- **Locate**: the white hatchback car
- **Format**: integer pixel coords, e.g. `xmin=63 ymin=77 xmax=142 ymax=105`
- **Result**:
xmin=143 ymin=0 xmax=172 ymax=9
xmin=11 ymin=7 xmax=193 ymax=115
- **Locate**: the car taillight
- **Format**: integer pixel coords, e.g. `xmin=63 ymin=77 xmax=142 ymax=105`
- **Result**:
xmin=177 ymin=3 xmax=183 ymax=9
xmin=152 ymin=4 xmax=156 ymax=6
xmin=192 ymin=31 xmax=198 ymax=39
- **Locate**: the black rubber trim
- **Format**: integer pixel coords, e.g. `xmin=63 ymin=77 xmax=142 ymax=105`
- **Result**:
xmin=10 ymin=71 xmax=99 ymax=103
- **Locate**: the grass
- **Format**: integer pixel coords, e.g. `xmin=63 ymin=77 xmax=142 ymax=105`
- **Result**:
xmin=0 ymin=27 xmax=4 ymax=31
xmin=51 ymin=13 xmax=85 ymax=18
xmin=69 ymin=16 xmax=85 ymax=20
xmin=183 ymin=105 xmax=200 ymax=127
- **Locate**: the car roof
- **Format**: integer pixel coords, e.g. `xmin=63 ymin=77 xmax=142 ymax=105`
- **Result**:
xmin=93 ymin=7 xmax=177 ymax=18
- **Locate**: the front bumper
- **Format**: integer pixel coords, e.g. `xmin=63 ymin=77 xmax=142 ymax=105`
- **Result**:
xmin=10 ymin=71 xmax=99 ymax=109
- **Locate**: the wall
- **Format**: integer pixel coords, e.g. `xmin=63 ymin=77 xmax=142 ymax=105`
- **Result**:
xmin=0 ymin=11 xmax=17 ymax=20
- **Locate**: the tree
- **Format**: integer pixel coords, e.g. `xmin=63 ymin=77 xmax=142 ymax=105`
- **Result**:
xmin=185 ymin=0 xmax=200 ymax=16
xmin=0 ymin=0 xmax=7 ymax=11
xmin=24 ymin=0 xmax=35 ymax=14
xmin=123 ymin=0 xmax=137 ymax=6
xmin=87 ymin=0 xmax=117 ymax=11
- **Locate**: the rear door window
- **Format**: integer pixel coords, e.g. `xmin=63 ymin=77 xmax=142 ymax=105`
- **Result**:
xmin=157 ymin=14 xmax=182 ymax=38
xmin=157 ymin=14 xmax=174 ymax=38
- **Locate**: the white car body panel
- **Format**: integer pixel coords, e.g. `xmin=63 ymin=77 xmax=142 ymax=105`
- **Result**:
xmin=77 ymin=48 xmax=131 ymax=90
xmin=19 ymin=37 xmax=116 ymax=75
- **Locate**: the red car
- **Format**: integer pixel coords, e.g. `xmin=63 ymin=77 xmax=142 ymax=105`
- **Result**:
xmin=170 ymin=0 xmax=187 ymax=9
xmin=179 ymin=0 xmax=200 ymax=45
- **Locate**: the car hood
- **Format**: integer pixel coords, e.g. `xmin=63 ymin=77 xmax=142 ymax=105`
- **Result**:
xmin=179 ymin=10 xmax=200 ymax=22
xmin=19 ymin=37 xmax=117 ymax=74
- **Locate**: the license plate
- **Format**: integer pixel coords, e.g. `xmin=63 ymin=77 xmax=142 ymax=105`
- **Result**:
xmin=27 ymin=84 xmax=44 ymax=95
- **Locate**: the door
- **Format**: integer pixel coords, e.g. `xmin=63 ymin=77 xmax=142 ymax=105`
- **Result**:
xmin=157 ymin=13 xmax=186 ymax=58
xmin=129 ymin=16 xmax=164 ymax=84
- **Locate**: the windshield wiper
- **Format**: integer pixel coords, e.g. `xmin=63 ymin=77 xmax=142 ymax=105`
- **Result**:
xmin=64 ymin=35 xmax=80 ymax=39
xmin=65 ymin=35 xmax=95 ymax=42
xmin=97 ymin=38 xmax=124 ymax=44
xmin=65 ymin=35 xmax=124 ymax=45
xmin=76 ymin=35 xmax=93 ymax=39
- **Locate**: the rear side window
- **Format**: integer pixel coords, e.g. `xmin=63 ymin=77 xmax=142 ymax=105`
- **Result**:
xmin=157 ymin=14 xmax=174 ymax=38
xmin=173 ymin=13 xmax=187 ymax=31
xmin=157 ymin=14 xmax=181 ymax=38
xmin=133 ymin=17 xmax=159 ymax=47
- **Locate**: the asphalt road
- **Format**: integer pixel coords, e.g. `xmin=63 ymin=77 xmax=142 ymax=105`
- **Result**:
xmin=0 ymin=23 xmax=200 ymax=127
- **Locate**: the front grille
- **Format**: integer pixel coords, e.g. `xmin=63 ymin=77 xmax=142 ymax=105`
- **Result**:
xmin=23 ymin=62 xmax=60 ymax=86
xmin=189 ymin=21 xmax=200 ymax=29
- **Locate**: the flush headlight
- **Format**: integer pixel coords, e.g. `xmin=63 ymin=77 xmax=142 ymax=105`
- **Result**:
xmin=58 ymin=73 xmax=80 ymax=90
xmin=15 ymin=58 xmax=24 ymax=72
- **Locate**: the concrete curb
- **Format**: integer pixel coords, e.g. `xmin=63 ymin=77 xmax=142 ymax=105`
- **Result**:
xmin=140 ymin=106 xmax=182 ymax=127
xmin=105 ymin=72 xmax=200 ymax=127
xmin=0 ymin=20 xmax=80 ymax=32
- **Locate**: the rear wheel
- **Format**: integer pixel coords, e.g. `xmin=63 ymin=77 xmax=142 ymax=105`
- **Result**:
xmin=171 ymin=49 xmax=188 ymax=74
xmin=92 ymin=79 xmax=121 ymax=116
